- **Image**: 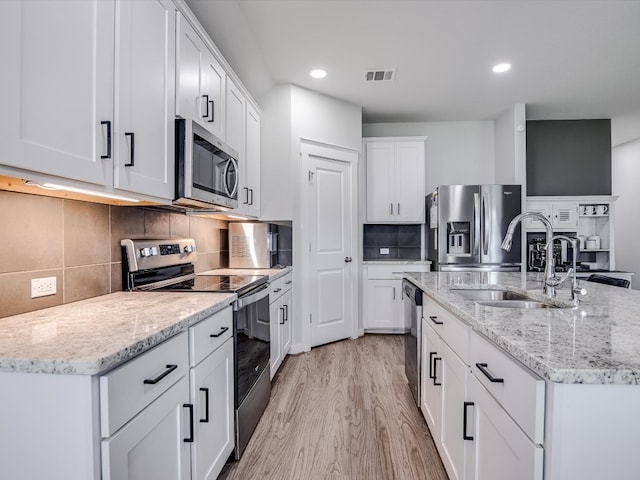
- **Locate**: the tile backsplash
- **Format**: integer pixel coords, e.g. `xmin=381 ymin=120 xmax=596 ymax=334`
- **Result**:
xmin=0 ymin=191 xmax=229 ymax=319
xmin=363 ymin=224 xmax=422 ymax=261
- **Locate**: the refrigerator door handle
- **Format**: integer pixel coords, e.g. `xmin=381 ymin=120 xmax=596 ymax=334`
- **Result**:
xmin=482 ymin=193 xmax=489 ymax=256
xmin=473 ymin=193 xmax=481 ymax=256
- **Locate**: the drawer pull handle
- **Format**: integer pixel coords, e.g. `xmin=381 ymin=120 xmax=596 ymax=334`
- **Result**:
xmin=285 ymin=280 xmax=292 ymax=285
xmin=210 ymin=326 xmax=229 ymax=338
xmin=280 ymin=306 xmax=286 ymax=325
xmin=476 ymin=363 xmax=504 ymax=383
xmin=183 ymin=403 xmax=194 ymax=443
xmin=463 ymin=402 xmax=474 ymax=440
xmin=428 ymin=352 xmax=437 ymax=379
xmin=433 ymin=357 xmax=442 ymax=386
xmin=143 ymin=364 xmax=177 ymax=385
xmin=429 ymin=315 xmax=443 ymax=325
xmin=273 ymin=288 xmax=282 ymax=293
xmin=199 ymin=388 xmax=210 ymax=423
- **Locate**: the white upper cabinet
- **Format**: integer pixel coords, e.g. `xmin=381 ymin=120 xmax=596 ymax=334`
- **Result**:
xmin=113 ymin=0 xmax=176 ymax=200
xmin=365 ymin=138 xmax=426 ymax=223
xmin=225 ymin=77 xmax=245 ymax=153
xmin=243 ymin=103 xmax=261 ymax=217
xmin=175 ymin=12 xmax=225 ymax=139
xmin=0 ymin=0 xmax=115 ymax=186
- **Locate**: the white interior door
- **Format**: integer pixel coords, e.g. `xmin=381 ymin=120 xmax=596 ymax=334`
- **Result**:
xmin=304 ymin=145 xmax=355 ymax=347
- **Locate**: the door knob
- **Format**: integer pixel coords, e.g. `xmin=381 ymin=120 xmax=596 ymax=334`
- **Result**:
xmin=344 ymin=257 xmax=352 ymax=263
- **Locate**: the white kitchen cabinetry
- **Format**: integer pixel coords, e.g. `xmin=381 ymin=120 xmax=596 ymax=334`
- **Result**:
xmin=270 ymin=272 xmax=293 ymax=379
xmin=525 ymin=200 xmax=578 ymax=230
xmin=364 ymin=138 xmax=426 ymax=223
xmin=420 ymin=296 xmax=470 ymax=480
xmin=242 ymin=103 xmax=261 ymax=217
xmin=188 ymin=306 xmax=234 ymax=480
xmin=101 ymin=331 xmax=191 ymax=480
xmin=0 ymin=0 xmax=176 ymax=202
xmin=363 ymin=263 xmax=430 ymax=333
xmin=176 ymin=12 xmax=225 ymax=139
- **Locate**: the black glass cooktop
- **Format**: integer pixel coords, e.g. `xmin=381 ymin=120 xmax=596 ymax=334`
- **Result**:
xmin=159 ymin=274 xmax=267 ymax=296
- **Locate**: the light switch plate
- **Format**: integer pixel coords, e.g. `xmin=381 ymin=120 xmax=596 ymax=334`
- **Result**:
xmin=31 ymin=277 xmax=57 ymax=298
xmin=380 ymin=248 xmax=390 ymax=255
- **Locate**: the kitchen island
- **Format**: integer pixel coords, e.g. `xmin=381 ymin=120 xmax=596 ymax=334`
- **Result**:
xmin=405 ymin=271 xmax=640 ymax=480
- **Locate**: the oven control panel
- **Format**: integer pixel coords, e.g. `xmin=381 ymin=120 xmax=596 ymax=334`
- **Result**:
xmin=121 ymin=238 xmax=198 ymax=272
xmin=159 ymin=244 xmax=181 ymax=255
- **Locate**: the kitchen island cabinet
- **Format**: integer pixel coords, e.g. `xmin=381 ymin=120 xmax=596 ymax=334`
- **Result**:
xmin=0 ymin=291 xmax=235 ymax=480
xmin=407 ymin=271 xmax=640 ymax=480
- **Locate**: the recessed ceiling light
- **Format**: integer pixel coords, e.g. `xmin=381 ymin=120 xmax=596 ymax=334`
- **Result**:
xmin=310 ymin=69 xmax=327 ymax=79
xmin=492 ymin=63 xmax=511 ymax=73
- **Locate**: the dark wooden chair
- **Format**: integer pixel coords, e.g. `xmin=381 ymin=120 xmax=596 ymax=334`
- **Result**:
xmin=586 ymin=274 xmax=630 ymax=288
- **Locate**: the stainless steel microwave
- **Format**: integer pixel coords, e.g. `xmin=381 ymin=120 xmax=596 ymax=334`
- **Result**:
xmin=174 ymin=119 xmax=239 ymax=210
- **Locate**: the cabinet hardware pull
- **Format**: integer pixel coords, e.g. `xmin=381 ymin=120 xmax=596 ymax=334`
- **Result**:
xmin=209 ymin=326 xmax=229 ymax=338
xmin=285 ymin=280 xmax=292 ymax=285
xmin=249 ymin=188 xmax=254 ymax=205
xmin=463 ymin=402 xmax=474 ymax=440
xmin=100 ymin=121 xmax=111 ymax=159
xmin=273 ymin=287 xmax=282 ymax=293
xmin=429 ymin=352 xmax=437 ymax=379
xmin=393 ymin=288 xmax=396 ymax=300
xmin=124 ymin=132 xmax=134 ymax=167
xmin=244 ymin=187 xmax=249 ymax=205
xmin=280 ymin=306 xmax=286 ymax=325
xmin=283 ymin=304 xmax=289 ymax=322
xmin=390 ymin=203 xmax=394 ymax=215
xmin=202 ymin=94 xmax=209 ymax=118
xmin=183 ymin=403 xmax=194 ymax=442
xmin=475 ymin=363 xmax=504 ymax=383
xmin=143 ymin=364 xmax=177 ymax=385
xmin=208 ymin=100 xmax=214 ymax=122
xmin=429 ymin=315 xmax=443 ymax=325
xmin=433 ymin=357 xmax=442 ymax=386
xmin=199 ymin=388 xmax=210 ymax=423
xmin=397 ymin=203 xmax=400 ymax=215
xmin=344 ymin=257 xmax=353 ymax=263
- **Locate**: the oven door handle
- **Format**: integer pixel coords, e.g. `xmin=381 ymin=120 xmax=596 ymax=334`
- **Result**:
xmin=233 ymin=283 xmax=270 ymax=310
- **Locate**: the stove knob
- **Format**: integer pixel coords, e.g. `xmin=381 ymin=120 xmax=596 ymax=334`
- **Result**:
xmin=184 ymin=245 xmax=196 ymax=253
xmin=140 ymin=247 xmax=152 ymax=257
xmin=150 ymin=247 xmax=159 ymax=256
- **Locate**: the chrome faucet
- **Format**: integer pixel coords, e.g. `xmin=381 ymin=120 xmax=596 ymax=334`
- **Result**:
xmin=501 ymin=212 xmax=556 ymax=296
xmin=545 ymin=235 xmax=587 ymax=306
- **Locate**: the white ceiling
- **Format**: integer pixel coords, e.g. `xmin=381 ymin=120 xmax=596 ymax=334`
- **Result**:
xmin=186 ymin=0 xmax=640 ymax=124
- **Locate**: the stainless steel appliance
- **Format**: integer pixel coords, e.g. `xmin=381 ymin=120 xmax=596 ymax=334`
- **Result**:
xmin=403 ymin=279 xmax=423 ymax=406
xmin=174 ymin=118 xmax=239 ymax=211
xmin=426 ymin=184 xmax=522 ymax=271
xmin=120 ymin=238 xmax=270 ymax=461
xmin=229 ymin=223 xmax=278 ymax=269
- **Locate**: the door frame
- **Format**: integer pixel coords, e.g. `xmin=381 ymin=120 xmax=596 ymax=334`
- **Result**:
xmin=293 ymin=138 xmax=359 ymax=353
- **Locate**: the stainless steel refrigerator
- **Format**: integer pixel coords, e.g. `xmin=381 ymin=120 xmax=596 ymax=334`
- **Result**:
xmin=426 ymin=185 xmax=522 ymax=271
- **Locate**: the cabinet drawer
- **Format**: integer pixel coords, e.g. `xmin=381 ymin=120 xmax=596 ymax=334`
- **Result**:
xmin=270 ymin=276 xmax=284 ymax=303
xmin=189 ymin=306 xmax=233 ymax=367
xmin=423 ymin=297 xmax=469 ymax=364
xmin=470 ymin=331 xmax=545 ymax=444
xmin=366 ymin=264 xmax=430 ymax=280
xmin=280 ymin=272 xmax=293 ymax=292
xmin=100 ymin=331 xmax=189 ymax=437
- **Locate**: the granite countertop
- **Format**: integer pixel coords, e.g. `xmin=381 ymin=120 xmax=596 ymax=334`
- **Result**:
xmin=363 ymin=260 xmax=432 ymax=265
xmin=203 ymin=266 xmax=292 ymax=281
xmin=405 ymin=271 xmax=640 ymax=385
xmin=0 ymin=291 xmax=236 ymax=376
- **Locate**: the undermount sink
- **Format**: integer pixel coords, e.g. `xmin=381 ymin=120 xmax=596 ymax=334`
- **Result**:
xmin=451 ymin=288 xmax=558 ymax=309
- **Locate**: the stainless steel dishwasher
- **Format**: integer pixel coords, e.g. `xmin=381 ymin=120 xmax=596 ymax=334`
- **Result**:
xmin=403 ymin=279 xmax=423 ymax=406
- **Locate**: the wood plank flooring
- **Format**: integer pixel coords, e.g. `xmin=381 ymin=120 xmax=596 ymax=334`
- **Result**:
xmin=222 ymin=334 xmax=449 ymax=480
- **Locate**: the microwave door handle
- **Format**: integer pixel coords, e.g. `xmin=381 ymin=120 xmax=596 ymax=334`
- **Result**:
xmin=473 ymin=192 xmax=480 ymax=256
xmin=224 ymin=157 xmax=239 ymax=198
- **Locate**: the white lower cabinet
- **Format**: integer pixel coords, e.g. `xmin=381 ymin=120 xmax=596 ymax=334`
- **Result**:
xmin=465 ymin=374 xmax=543 ymax=480
xmin=270 ymin=273 xmax=293 ymax=379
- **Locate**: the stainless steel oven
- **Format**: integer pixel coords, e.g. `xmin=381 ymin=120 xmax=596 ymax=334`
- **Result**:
xmin=174 ymin=119 xmax=239 ymax=211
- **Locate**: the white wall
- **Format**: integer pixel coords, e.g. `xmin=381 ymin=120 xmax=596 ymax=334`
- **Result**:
xmin=363 ymin=121 xmax=495 ymax=194
xmin=612 ymin=113 xmax=640 ymax=147
xmin=494 ymin=104 xmax=527 ymax=192
xmin=612 ymin=137 xmax=640 ymax=289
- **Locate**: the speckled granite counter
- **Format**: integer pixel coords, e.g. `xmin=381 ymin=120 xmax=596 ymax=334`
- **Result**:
xmin=363 ymin=260 xmax=431 ymax=265
xmin=405 ymin=271 xmax=640 ymax=385
xmin=0 ymin=291 xmax=235 ymax=375
xmin=203 ymin=266 xmax=292 ymax=281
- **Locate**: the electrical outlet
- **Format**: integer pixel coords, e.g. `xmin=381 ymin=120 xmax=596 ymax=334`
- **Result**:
xmin=31 ymin=277 xmax=57 ymax=298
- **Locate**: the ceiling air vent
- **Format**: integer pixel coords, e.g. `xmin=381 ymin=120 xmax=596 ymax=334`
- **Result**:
xmin=364 ymin=69 xmax=396 ymax=82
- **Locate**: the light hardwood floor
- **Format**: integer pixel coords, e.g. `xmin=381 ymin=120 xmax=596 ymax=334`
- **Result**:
xmin=223 ymin=334 xmax=449 ymax=480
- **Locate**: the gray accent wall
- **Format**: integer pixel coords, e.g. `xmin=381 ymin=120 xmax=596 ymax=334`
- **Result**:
xmin=526 ymin=119 xmax=611 ymax=196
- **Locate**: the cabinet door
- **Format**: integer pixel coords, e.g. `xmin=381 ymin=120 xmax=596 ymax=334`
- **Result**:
xmin=421 ymin=319 xmax=442 ymax=436
xmin=114 ymin=0 xmax=175 ymax=200
xmin=243 ymin=103 xmax=261 ymax=217
xmin=439 ymin=342 xmax=467 ymax=480
xmin=364 ymin=279 xmax=403 ymax=330
xmin=393 ymin=141 xmax=425 ymax=222
xmin=269 ymin=297 xmax=283 ymax=379
xmin=201 ymin=50 xmax=225 ymax=139
xmin=190 ymin=339 xmax=234 ymax=480
xmin=281 ymin=288 xmax=292 ymax=356
xmin=225 ymin=77 xmax=245 ymax=153
xmin=365 ymin=142 xmax=394 ymax=221
xmin=102 ymin=376 xmax=191 ymax=480
xmin=466 ymin=374 xmax=543 ymax=480
xmin=0 ymin=0 xmax=114 ymax=185
xmin=176 ymin=13 xmax=207 ymax=126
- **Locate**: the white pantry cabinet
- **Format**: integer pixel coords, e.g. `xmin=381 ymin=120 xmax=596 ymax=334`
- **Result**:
xmin=270 ymin=272 xmax=293 ymax=378
xmin=0 ymin=0 xmax=176 ymax=201
xmin=175 ymin=11 xmax=225 ymax=139
xmin=242 ymin=103 xmax=261 ymax=217
xmin=364 ymin=138 xmax=426 ymax=223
